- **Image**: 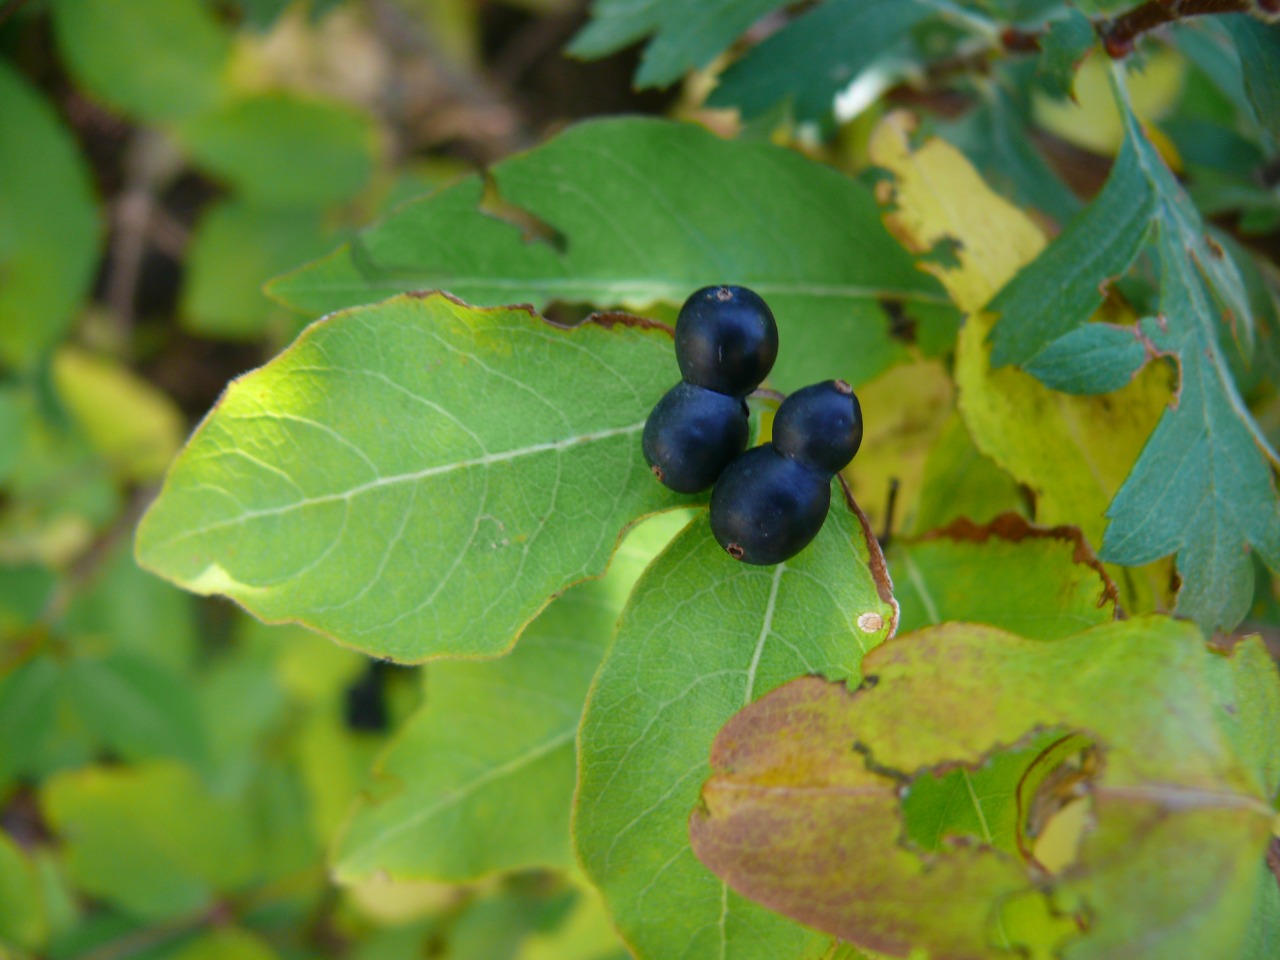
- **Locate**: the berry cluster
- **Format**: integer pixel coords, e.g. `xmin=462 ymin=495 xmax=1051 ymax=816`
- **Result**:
xmin=643 ymin=286 xmax=864 ymax=566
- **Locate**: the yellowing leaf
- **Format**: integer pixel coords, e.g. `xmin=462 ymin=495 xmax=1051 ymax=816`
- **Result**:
xmin=1034 ymin=47 xmax=1183 ymax=157
xmin=691 ymin=619 xmax=1280 ymax=960
xmin=53 ymin=348 xmax=184 ymax=483
xmin=869 ymin=114 xmax=1170 ymax=600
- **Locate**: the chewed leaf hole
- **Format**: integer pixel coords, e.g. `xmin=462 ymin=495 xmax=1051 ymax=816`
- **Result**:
xmin=899 ymin=728 xmax=1098 ymax=877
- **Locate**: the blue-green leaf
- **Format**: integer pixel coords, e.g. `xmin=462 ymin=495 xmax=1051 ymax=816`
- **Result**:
xmin=1022 ymin=322 xmax=1149 ymax=394
xmin=569 ymin=0 xmax=790 ymax=88
xmin=706 ymin=0 xmax=932 ymax=124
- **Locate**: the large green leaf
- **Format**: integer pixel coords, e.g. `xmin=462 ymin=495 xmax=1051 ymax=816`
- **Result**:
xmin=691 ymin=619 xmax=1280 ymax=960
xmin=0 ymin=64 xmax=100 ymax=369
xmin=136 ymin=294 xmax=683 ymax=661
xmin=179 ymin=94 xmax=377 ymax=208
xmin=51 ymin=0 xmax=230 ymax=122
xmin=332 ymin=512 xmax=691 ymax=883
xmin=41 ymin=762 xmax=257 ymax=921
xmin=575 ymin=493 xmax=895 ymax=960
xmin=269 ymin=118 xmax=945 ymax=391
xmin=568 ymin=0 xmax=790 ymax=88
xmin=891 ymin=513 xmax=1116 ymax=637
xmin=988 ymin=69 xmax=1280 ymax=633
xmin=706 ymin=0 xmax=932 ymax=124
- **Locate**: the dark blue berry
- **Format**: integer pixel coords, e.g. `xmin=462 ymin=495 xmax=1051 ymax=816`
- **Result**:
xmin=772 ymin=379 xmax=863 ymax=475
xmin=675 ymin=286 xmax=779 ymax=397
xmin=710 ymin=445 xmax=830 ymax=565
xmin=643 ymin=382 xmax=750 ymax=493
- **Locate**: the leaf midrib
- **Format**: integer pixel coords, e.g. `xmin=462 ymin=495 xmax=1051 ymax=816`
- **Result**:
xmin=147 ymin=421 xmax=646 ymax=552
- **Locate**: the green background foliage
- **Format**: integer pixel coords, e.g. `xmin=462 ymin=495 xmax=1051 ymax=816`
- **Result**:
xmin=3 ymin=1 xmax=1280 ymax=959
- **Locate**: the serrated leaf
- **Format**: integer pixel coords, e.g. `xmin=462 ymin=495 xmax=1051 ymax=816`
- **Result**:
xmin=869 ymin=113 xmax=1170 ymax=567
xmin=50 ymin=0 xmax=230 ymax=122
xmin=182 ymin=200 xmax=330 ymax=340
xmin=891 ymin=513 xmax=1116 ymax=637
xmin=1223 ymin=15 xmax=1280 ymax=138
xmin=987 ymin=133 xmax=1156 ymax=367
xmin=568 ymin=0 xmax=789 ymax=88
xmin=136 ymin=294 xmax=682 ymax=661
xmin=1021 ymin=322 xmax=1149 ymax=394
xmin=65 ymin=653 xmax=208 ymax=766
xmin=691 ymin=619 xmax=1280 ymax=960
xmin=1036 ymin=10 xmax=1096 ymax=100
xmin=989 ymin=70 xmax=1280 ymax=633
xmin=575 ymin=496 xmax=895 ymax=960
xmin=269 ymin=118 xmax=945 ymax=391
xmin=41 ymin=762 xmax=257 ymax=921
xmin=940 ymin=80 xmax=1082 ymax=228
xmin=0 ymin=63 xmax=100 ymax=369
xmin=179 ymin=94 xmax=377 ymax=208
xmin=706 ymin=0 xmax=931 ymax=124
xmin=333 ymin=512 xmax=690 ymax=883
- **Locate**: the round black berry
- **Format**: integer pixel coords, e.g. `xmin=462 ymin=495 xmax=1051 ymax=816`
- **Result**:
xmin=675 ymin=286 xmax=779 ymax=397
xmin=643 ymin=382 xmax=750 ymax=494
xmin=710 ymin=445 xmax=830 ymax=565
xmin=772 ymin=379 xmax=863 ymax=475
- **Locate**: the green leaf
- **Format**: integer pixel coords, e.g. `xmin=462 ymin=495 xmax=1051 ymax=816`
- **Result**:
xmin=568 ymin=0 xmax=789 ymax=88
xmin=0 ymin=562 xmax=56 ymax=633
xmin=0 ymin=63 xmax=100 ymax=369
xmin=940 ymin=81 xmax=1082 ymax=227
xmin=575 ymin=496 xmax=895 ymax=960
xmin=690 ymin=619 xmax=1280 ymax=960
xmin=987 ymin=130 xmax=1156 ymax=368
xmin=179 ymin=94 xmax=377 ymax=207
xmin=59 ymin=542 xmax=199 ymax=673
xmin=987 ymin=69 xmax=1279 ymax=633
xmin=1223 ymin=15 xmax=1280 ymax=139
xmin=136 ymin=294 xmax=683 ymax=661
xmin=1036 ymin=10 xmax=1096 ymax=100
xmin=50 ymin=0 xmax=230 ymax=122
xmin=705 ymin=0 xmax=932 ymax=124
xmin=0 ymin=831 xmax=46 ymax=952
xmin=0 ymin=657 xmax=61 ymax=786
xmin=168 ymin=927 xmax=280 ymax=960
xmin=41 ymin=761 xmax=257 ymax=921
xmin=1022 ymin=322 xmax=1149 ymax=395
xmin=269 ymin=118 xmax=944 ymax=391
xmin=1102 ymin=237 xmax=1280 ymax=633
xmin=65 ymin=653 xmax=208 ymax=766
xmin=333 ymin=512 xmax=691 ymax=883
xmin=890 ymin=513 xmax=1117 ymax=638
xmin=182 ymin=201 xmax=330 ymax=340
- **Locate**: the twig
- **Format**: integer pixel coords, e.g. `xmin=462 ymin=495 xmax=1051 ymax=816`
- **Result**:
xmin=1097 ymin=0 xmax=1257 ymax=58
